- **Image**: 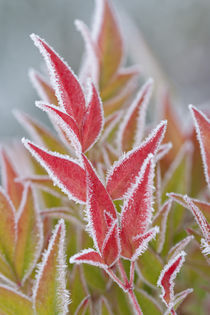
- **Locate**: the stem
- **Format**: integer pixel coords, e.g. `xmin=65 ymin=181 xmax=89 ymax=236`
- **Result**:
xmin=129 ymin=261 xmax=135 ymax=285
xmin=105 ymin=268 xmax=125 ymax=291
xmin=118 ymin=259 xmax=129 ymax=285
xmin=127 ymin=288 xmax=143 ymax=315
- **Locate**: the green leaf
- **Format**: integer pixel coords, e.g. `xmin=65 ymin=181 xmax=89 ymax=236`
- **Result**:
xmin=135 ymin=289 xmax=162 ymax=315
xmin=137 ymin=248 xmax=163 ymax=286
xmin=15 ymin=185 xmax=43 ymax=284
xmin=0 ymin=285 xmax=33 ymax=315
xmin=33 ymin=219 xmax=70 ymax=314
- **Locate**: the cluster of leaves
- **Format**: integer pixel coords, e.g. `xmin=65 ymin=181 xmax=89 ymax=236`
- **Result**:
xmin=0 ymin=0 xmax=209 ymax=314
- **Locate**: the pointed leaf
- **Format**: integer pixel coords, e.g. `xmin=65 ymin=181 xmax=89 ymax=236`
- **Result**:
xmin=0 ymin=285 xmax=33 ymax=315
xmin=33 ymin=219 xmax=70 ymax=314
xmin=157 ymin=251 xmax=186 ymax=307
xmin=102 ymin=220 xmax=120 ymax=266
xmin=118 ymin=78 xmax=153 ymax=152
xmin=22 ymin=139 xmax=86 ymax=203
xmin=120 ymin=154 xmax=155 ymax=259
xmin=106 ymin=120 xmax=167 ymax=199
xmin=189 ymin=105 xmax=210 ymax=187
xmin=0 ymin=188 xmax=16 ymax=264
xmin=31 ymin=34 xmax=86 ymax=126
xmin=82 ymin=82 xmax=104 ymax=152
xmin=83 ymin=154 xmax=117 ymax=252
xmin=75 ymin=295 xmax=91 ymax=315
xmin=14 ymin=184 xmax=43 ymax=284
xmin=70 ymin=249 xmax=107 ymax=269
xmin=1 ymin=149 xmax=24 ymax=209
xmin=168 ymin=235 xmax=194 ymax=260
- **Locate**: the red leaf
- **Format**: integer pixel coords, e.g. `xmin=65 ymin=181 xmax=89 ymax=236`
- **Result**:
xmin=22 ymin=139 xmax=86 ymax=203
xmin=70 ymin=249 xmax=107 ymax=269
xmin=106 ymin=120 xmax=167 ymax=200
xmin=157 ymin=251 xmax=186 ymax=307
xmin=189 ymin=105 xmax=210 ymax=187
xmin=82 ymin=154 xmax=117 ymax=252
xmin=0 ymin=149 xmax=24 ymax=210
xmin=82 ymin=82 xmax=104 ymax=152
xmin=102 ymin=220 xmax=120 ymax=266
xmin=31 ymin=34 xmax=86 ymax=127
xmin=120 ymin=154 xmax=155 ymax=259
xmin=35 ymin=101 xmax=81 ymax=153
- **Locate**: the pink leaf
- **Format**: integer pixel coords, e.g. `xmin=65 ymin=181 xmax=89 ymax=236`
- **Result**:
xmin=70 ymin=249 xmax=107 ymax=269
xmin=120 ymin=154 xmax=155 ymax=259
xmin=132 ymin=226 xmax=159 ymax=261
xmin=189 ymin=105 xmax=210 ymax=187
xmin=82 ymin=82 xmax=104 ymax=152
xmin=31 ymin=34 xmax=86 ymax=127
xmin=83 ymin=154 xmax=117 ymax=252
xmin=157 ymin=251 xmax=186 ymax=307
xmin=168 ymin=235 xmax=194 ymax=260
xmin=22 ymin=139 xmax=86 ymax=203
xmin=102 ymin=220 xmax=120 ymax=266
xmin=183 ymin=195 xmax=210 ymax=243
xmin=35 ymin=101 xmax=81 ymax=153
xmin=106 ymin=120 xmax=167 ymax=200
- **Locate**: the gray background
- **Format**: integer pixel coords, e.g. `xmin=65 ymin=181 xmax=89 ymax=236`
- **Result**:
xmin=1 ymin=0 xmax=210 ymax=139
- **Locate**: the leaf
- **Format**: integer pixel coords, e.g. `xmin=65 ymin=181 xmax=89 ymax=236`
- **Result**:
xmin=106 ymin=120 xmax=167 ymax=200
xmin=118 ymin=78 xmax=153 ymax=152
xmin=70 ymin=249 xmax=107 ymax=269
xmin=35 ymin=101 xmax=81 ymax=153
xmin=14 ymin=184 xmax=43 ymax=284
xmin=14 ymin=110 xmax=68 ymax=154
xmin=135 ymin=289 xmax=162 ymax=315
xmin=33 ymin=219 xmax=70 ymax=314
xmin=29 ymin=68 xmax=58 ymax=105
xmin=75 ymin=295 xmax=91 ymax=315
xmin=137 ymin=248 xmax=163 ymax=286
xmin=0 ymin=188 xmax=16 ymax=264
xmin=157 ymin=251 xmax=186 ymax=307
xmin=22 ymin=139 xmax=86 ymax=203
xmin=189 ymin=105 xmax=210 ymax=187
xmin=82 ymin=82 xmax=104 ymax=152
xmin=101 ymin=220 xmax=120 ymax=266
xmin=83 ymin=154 xmax=117 ymax=253
xmin=31 ymin=34 xmax=86 ymax=127
xmin=0 ymin=285 xmax=33 ymax=315
xmin=120 ymin=154 xmax=155 ymax=259
xmin=167 ymin=235 xmax=194 ymax=260
xmin=0 ymin=148 xmax=24 ymax=210
xmin=93 ymin=0 xmax=123 ymax=87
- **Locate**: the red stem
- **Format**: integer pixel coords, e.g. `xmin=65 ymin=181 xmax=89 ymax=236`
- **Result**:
xmin=129 ymin=261 xmax=135 ymax=285
xmin=127 ymin=288 xmax=143 ymax=315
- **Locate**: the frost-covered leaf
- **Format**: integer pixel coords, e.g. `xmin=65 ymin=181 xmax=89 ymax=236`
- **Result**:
xmin=14 ymin=184 xmax=43 ymax=284
xmin=83 ymin=154 xmax=117 ymax=253
xmin=74 ymin=295 xmax=91 ymax=315
xmin=93 ymin=0 xmax=123 ymax=87
xmin=168 ymin=235 xmax=194 ymax=261
xmin=82 ymin=82 xmax=104 ymax=152
xmin=106 ymin=120 xmax=167 ymax=200
xmin=118 ymin=78 xmax=153 ymax=152
xmin=0 ymin=285 xmax=33 ymax=315
xmin=35 ymin=101 xmax=81 ymax=153
xmin=70 ymin=249 xmax=107 ymax=269
xmin=22 ymin=139 xmax=86 ymax=203
xmin=0 ymin=149 xmax=24 ymax=210
xmin=101 ymin=219 xmax=120 ymax=266
xmin=31 ymin=34 xmax=86 ymax=127
xmin=157 ymin=251 xmax=187 ymax=307
xmin=29 ymin=68 xmax=58 ymax=105
xmin=189 ymin=105 xmax=210 ymax=187
xmin=33 ymin=219 xmax=70 ymax=314
xmin=120 ymin=154 xmax=156 ymax=259
xmin=0 ymin=188 xmax=16 ymax=264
